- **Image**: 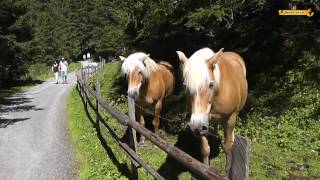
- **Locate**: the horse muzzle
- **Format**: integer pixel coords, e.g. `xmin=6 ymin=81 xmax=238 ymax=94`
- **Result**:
xmin=188 ymin=113 xmax=209 ymax=136
xmin=127 ymin=88 xmax=139 ymax=100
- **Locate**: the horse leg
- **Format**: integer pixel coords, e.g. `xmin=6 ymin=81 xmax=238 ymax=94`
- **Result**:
xmin=223 ymin=112 xmax=237 ymax=171
xmin=135 ymin=104 xmax=145 ymax=145
xmin=153 ymin=99 xmax=162 ymax=136
xmin=200 ymin=136 xmax=210 ymax=165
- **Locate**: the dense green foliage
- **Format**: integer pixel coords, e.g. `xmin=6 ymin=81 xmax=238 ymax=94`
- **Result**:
xmin=2 ymin=0 xmax=319 ymax=81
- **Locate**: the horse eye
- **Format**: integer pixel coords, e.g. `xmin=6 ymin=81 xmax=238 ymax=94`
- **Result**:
xmin=209 ymin=81 xmax=214 ymax=89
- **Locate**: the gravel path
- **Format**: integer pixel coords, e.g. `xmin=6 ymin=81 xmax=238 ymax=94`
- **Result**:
xmin=0 ymin=73 xmax=77 ymax=180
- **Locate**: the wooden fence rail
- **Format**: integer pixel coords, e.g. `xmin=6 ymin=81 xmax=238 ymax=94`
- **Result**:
xmin=76 ymin=61 xmax=250 ymax=180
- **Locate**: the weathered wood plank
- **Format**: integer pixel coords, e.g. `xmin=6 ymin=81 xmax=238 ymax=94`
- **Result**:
xmin=228 ymin=135 xmax=251 ymax=180
xmin=127 ymin=96 xmax=139 ymax=180
xmin=95 ymin=81 xmax=101 ymax=120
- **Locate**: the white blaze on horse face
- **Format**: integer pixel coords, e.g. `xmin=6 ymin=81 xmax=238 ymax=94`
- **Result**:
xmin=127 ymin=69 xmax=143 ymax=99
xmin=189 ymin=91 xmax=212 ymax=136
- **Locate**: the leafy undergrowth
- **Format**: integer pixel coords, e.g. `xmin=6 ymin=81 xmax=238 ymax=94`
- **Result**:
xmin=236 ymin=52 xmax=320 ymax=179
xmin=69 ymin=57 xmax=320 ymax=179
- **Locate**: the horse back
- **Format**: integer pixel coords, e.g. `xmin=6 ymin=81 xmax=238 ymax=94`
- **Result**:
xmin=159 ymin=61 xmax=173 ymax=71
xmin=145 ymin=61 xmax=174 ymax=102
xmin=158 ymin=61 xmax=175 ymax=96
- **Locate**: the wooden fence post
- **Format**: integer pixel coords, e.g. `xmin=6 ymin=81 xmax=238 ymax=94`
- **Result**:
xmin=227 ymin=135 xmax=251 ymax=180
xmin=128 ymin=96 xmax=139 ymax=180
xmin=95 ymin=81 xmax=101 ymax=122
xmin=83 ymin=78 xmax=88 ymax=109
xmin=81 ymin=68 xmax=84 ymax=81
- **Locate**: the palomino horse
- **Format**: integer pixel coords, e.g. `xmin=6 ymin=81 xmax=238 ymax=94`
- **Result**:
xmin=176 ymin=48 xmax=247 ymax=167
xmin=120 ymin=52 xmax=174 ymax=144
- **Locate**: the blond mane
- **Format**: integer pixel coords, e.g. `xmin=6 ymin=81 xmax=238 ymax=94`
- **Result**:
xmin=183 ymin=48 xmax=217 ymax=94
xmin=121 ymin=52 xmax=159 ymax=78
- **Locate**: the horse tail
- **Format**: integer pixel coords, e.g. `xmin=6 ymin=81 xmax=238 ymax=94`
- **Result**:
xmin=159 ymin=61 xmax=173 ymax=71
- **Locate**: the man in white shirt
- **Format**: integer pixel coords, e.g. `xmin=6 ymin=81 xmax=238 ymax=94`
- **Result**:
xmin=59 ymin=57 xmax=68 ymax=84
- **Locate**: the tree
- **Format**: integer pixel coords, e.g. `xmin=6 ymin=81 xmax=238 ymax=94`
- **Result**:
xmin=0 ymin=0 xmax=32 ymax=85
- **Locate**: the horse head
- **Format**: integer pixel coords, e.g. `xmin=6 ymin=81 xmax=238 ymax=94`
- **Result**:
xmin=120 ymin=53 xmax=151 ymax=100
xmin=176 ymin=48 xmax=224 ymax=136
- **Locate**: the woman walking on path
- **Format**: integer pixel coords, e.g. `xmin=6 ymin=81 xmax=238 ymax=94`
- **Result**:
xmin=59 ymin=57 xmax=68 ymax=84
xmin=52 ymin=60 xmax=59 ymax=84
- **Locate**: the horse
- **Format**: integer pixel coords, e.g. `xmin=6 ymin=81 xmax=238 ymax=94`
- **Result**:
xmin=176 ymin=47 xmax=248 ymax=167
xmin=120 ymin=52 xmax=175 ymax=144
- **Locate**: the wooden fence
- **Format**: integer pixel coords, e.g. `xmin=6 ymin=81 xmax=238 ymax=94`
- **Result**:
xmin=76 ymin=62 xmax=250 ymax=180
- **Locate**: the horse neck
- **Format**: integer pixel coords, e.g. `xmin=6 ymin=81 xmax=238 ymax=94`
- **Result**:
xmin=210 ymin=54 xmax=248 ymax=114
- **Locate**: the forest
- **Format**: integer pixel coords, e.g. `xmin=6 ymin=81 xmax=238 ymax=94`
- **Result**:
xmin=1 ymin=0 xmax=320 ymax=178
xmin=1 ymin=0 xmax=319 ymax=83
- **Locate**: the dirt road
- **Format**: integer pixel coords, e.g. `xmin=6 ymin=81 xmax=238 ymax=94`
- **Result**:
xmin=0 ymin=73 xmax=76 ymax=180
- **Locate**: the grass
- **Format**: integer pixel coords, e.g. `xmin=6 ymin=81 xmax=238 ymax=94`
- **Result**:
xmin=68 ymin=59 xmax=320 ymax=179
xmin=67 ymin=87 xmax=131 ymax=179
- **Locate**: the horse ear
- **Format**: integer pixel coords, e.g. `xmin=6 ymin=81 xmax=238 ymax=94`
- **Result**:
xmin=176 ymin=51 xmax=188 ymax=64
xmin=142 ymin=54 xmax=150 ymax=63
xmin=216 ymin=48 xmax=224 ymax=55
xmin=208 ymin=48 xmax=224 ymax=65
xmin=119 ymin=56 xmax=126 ymax=61
xmin=144 ymin=54 xmax=150 ymax=60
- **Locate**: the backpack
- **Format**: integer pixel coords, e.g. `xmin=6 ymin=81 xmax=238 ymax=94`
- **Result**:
xmin=53 ymin=63 xmax=59 ymax=72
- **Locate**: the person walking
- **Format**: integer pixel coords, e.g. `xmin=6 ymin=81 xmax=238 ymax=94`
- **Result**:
xmin=52 ymin=60 xmax=59 ymax=84
xmin=59 ymin=57 xmax=68 ymax=84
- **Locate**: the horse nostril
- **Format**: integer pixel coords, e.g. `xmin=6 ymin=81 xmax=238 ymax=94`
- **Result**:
xmin=202 ymin=126 xmax=208 ymax=131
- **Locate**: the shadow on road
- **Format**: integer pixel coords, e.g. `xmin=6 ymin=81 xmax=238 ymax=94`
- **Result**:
xmin=0 ymin=94 xmax=44 ymax=128
xmin=0 ymin=94 xmax=44 ymax=113
xmin=0 ymin=118 xmax=30 ymax=128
